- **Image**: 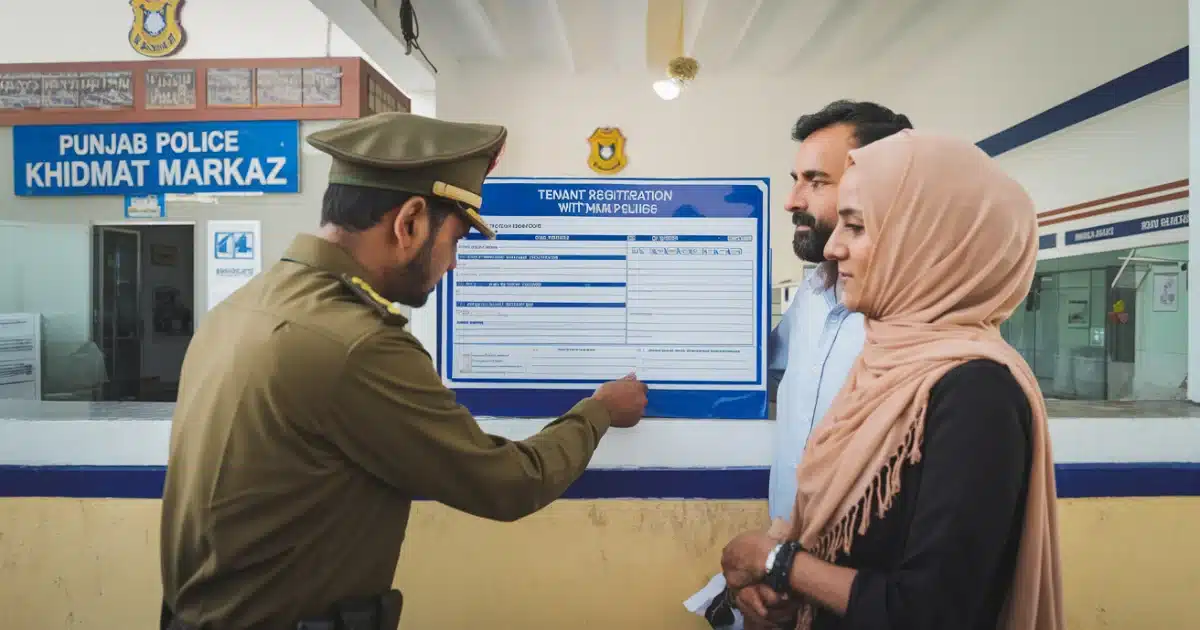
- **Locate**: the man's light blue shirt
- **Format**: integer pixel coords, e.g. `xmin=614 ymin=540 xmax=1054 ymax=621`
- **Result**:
xmin=682 ymin=269 xmax=865 ymax=626
xmin=766 ymin=270 xmax=865 ymax=520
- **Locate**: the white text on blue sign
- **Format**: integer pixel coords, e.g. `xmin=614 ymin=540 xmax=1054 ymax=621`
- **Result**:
xmin=13 ymin=120 xmax=300 ymax=196
xmin=538 ymin=187 xmax=673 ymax=215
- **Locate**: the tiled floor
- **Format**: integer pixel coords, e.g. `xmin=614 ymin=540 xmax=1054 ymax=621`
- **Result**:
xmin=2 ymin=399 xmax=1198 ymax=421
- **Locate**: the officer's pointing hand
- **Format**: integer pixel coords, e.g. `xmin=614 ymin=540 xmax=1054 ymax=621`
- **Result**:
xmin=592 ymin=373 xmax=649 ymax=428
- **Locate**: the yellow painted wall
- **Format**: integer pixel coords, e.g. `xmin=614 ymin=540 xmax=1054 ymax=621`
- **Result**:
xmin=1 ymin=497 xmax=1197 ymax=629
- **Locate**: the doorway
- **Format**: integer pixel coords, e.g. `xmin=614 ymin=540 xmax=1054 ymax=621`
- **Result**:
xmin=91 ymin=223 xmax=196 ymax=401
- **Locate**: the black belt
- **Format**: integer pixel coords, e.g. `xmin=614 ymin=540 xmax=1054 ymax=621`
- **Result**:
xmin=161 ymin=590 xmax=403 ymax=630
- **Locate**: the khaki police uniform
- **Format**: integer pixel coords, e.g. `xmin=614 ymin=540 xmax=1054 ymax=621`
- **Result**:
xmin=159 ymin=113 xmax=613 ymax=630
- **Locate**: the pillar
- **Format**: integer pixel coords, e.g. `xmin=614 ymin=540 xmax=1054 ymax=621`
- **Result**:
xmin=1188 ymin=6 xmax=1200 ymax=401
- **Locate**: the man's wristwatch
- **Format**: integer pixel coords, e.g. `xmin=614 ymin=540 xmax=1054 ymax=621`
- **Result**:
xmin=763 ymin=540 xmax=802 ymax=593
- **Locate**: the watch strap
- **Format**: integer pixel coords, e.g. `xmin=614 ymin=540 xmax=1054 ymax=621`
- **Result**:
xmin=765 ymin=541 xmax=801 ymax=593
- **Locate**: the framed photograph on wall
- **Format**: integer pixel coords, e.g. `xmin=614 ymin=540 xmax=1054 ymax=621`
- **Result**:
xmin=1066 ymin=299 xmax=1089 ymax=328
xmin=150 ymin=244 xmax=179 ymax=267
xmin=1153 ymin=272 xmax=1179 ymax=312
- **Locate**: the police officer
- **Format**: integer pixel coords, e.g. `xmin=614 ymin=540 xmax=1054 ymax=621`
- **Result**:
xmin=159 ymin=112 xmax=650 ymax=630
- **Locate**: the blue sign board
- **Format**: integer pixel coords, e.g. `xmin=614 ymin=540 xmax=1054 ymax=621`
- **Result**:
xmin=436 ymin=177 xmax=770 ymax=420
xmin=1064 ymin=209 xmax=1189 ymax=246
xmin=1038 ymin=233 xmax=1057 ymax=250
xmin=13 ymin=120 xmax=300 ymax=197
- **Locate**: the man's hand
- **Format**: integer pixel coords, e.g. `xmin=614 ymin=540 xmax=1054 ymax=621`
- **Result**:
xmin=592 ymin=373 xmax=648 ymax=428
xmin=724 ymin=523 xmax=800 ymax=628
xmin=736 ymin=584 xmax=799 ymax=629
xmin=721 ymin=530 xmax=777 ymax=590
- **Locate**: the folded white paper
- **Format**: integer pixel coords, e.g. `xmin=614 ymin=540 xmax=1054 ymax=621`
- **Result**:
xmin=683 ymin=572 xmax=744 ymax=630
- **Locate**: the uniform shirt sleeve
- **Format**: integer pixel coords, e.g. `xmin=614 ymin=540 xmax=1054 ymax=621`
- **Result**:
xmin=840 ymin=360 xmax=1032 ymax=630
xmin=325 ymin=328 xmax=611 ymax=522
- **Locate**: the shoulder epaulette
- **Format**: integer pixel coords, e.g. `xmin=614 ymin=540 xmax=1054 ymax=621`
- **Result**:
xmin=339 ymin=274 xmax=407 ymax=324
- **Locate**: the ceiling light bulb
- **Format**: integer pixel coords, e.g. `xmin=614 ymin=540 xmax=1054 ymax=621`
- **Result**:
xmin=653 ymin=78 xmax=681 ymax=100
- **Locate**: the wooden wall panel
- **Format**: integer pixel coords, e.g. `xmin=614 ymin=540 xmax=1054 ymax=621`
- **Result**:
xmin=0 ymin=56 xmax=409 ymax=127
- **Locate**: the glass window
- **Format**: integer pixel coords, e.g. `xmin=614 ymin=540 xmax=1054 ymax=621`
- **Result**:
xmin=1000 ymin=241 xmax=1188 ymax=401
xmin=0 ymin=220 xmax=196 ymax=403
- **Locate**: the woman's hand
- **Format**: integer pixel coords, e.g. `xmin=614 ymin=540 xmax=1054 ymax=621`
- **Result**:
xmin=736 ymin=584 xmax=800 ymax=629
xmin=766 ymin=517 xmax=793 ymax=539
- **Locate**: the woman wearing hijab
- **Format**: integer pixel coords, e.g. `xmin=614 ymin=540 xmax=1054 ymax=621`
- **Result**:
xmin=719 ymin=130 xmax=1064 ymax=630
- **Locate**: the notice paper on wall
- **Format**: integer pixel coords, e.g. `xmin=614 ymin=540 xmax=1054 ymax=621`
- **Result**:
xmin=207 ymin=220 xmax=262 ymax=311
xmin=0 ymin=312 xmax=42 ymax=400
xmin=436 ymin=177 xmax=770 ymax=419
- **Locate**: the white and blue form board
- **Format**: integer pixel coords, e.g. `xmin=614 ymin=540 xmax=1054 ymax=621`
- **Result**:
xmin=435 ymin=177 xmax=771 ymax=420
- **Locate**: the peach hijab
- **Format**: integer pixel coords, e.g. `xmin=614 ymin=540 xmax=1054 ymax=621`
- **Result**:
xmin=788 ymin=130 xmax=1064 ymax=629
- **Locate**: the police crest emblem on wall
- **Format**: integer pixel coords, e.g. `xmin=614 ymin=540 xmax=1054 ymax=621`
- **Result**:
xmin=129 ymin=0 xmax=187 ymax=58
xmin=587 ymin=127 xmax=628 ymax=175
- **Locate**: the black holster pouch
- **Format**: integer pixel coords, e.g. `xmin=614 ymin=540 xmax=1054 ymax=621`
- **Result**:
xmin=160 ymin=589 xmax=403 ymax=630
xmin=297 ymin=589 xmax=404 ymax=630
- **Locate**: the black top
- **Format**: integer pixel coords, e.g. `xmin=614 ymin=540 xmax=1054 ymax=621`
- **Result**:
xmin=812 ymin=359 xmax=1033 ymax=630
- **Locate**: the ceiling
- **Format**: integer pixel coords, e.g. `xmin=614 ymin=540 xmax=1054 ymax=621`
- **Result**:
xmin=324 ymin=0 xmax=1186 ymax=143
xmin=384 ymin=0 xmax=1002 ymax=77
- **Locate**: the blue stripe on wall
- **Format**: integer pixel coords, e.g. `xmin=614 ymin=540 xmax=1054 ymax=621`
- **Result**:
xmin=1 ymin=464 xmax=1197 ymax=501
xmin=977 ymin=46 xmax=1188 ymax=157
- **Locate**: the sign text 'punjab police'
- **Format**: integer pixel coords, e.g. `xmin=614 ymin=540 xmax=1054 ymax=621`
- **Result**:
xmin=12 ymin=120 xmax=300 ymax=196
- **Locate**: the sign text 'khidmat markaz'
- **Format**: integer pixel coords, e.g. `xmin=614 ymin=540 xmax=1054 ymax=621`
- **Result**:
xmin=12 ymin=119 xmax=300 ymax=196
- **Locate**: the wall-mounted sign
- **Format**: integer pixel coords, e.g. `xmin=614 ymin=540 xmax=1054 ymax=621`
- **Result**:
xmin=1064 ymin=209 xmax=1189 ymax=246
xmin=207 ymin=68 xmax=253 ymax=107
xmin=129 ymin=0 xmax=187 ymax=59
xmin=1152 ymin=272 xmax=1180 ymax=312
xmin=256 ymin=68 xmax=303 ymax=107
xmin=0 ymin=313 xmax=42 ymax=401
xmin=0 ymin=71 xmax=134 ymax=110
xmin=125 ymin=193 xmax=166 ymax=218
xmin=207 ymin=220 xmax=262 ymax=310
xmin=587 ymin=127 xmax=627 ymax=175
xmin=145 ymin=68 xmax=196 ymax=109
xmin=1038 ymin=233 xmax=1057 ymax=250
xmin=12 ymin=119 xmax=300 ymax=197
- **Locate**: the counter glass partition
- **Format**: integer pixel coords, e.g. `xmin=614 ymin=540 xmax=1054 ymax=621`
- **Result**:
xmin=1000 ymin=241 xmax=1189 ymax=401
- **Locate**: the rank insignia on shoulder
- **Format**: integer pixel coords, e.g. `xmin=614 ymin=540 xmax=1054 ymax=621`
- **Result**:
xmin=340 ymin=274 xmax=407 ymax=322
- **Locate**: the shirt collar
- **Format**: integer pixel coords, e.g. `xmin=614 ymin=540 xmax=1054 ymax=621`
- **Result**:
xmin=281 ymin=234 xmax=411 ymax=326
xmin=802 ymin=264 xmax=846 ymax=311
xmin=281 ymin=233 xmax=373 ymax=279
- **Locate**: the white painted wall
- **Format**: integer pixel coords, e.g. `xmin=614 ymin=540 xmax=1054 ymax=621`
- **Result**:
xmin=0 ymin=0 xmax=367 ymax=64
xmin=1 ymin=413 xmax=1198 ymax=468
xmin=0 ymin=0 xmax=422 ymax=104
xmin=996 ymin=83 xmax=1188 ymax=215
xmin=870 ymin=0 xmax=1188 ymax=146
xmin=993 ymin=83 xmax=1190 ymax=261
xmin=437 ymin=70 xmax=838 ymax=285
